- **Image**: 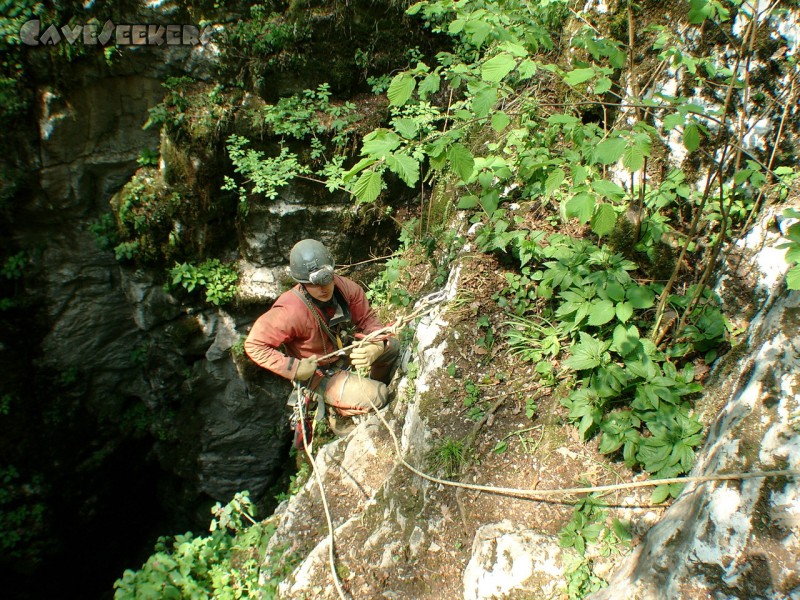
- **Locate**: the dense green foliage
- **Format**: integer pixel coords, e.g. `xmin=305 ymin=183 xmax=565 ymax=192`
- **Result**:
xmin=224 ymin=0 xmax=797 ymax=500
xmin=215 ymin=0 xmax=798 ymax=594
xmin=169 ymin=259 xmax=239 ymax=306
xmin=114 ymin=492 xmax=296 ymax=599
xmin=0 ymin=0 xmax=41 ymax=123
xmin=558 ymin=494 xmax=631 ymax=599
xmin=780 ymin=207 xmax=800 ymax=290
xmin=24 ymin=0 xmax=790 ymax=596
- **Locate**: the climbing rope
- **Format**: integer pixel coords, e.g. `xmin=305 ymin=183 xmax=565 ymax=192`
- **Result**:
xmin=358 ymin=369 xmax=800 ymax=499
xmin=315 ymin=289 xmax=447 ymax=363
xmin=286 ymin=290 xmax=447 ymax=598
xmin=350 ymin=290 xmax=800 ymax=497
xmin=295 ymin=380 xmax=349 ymax=600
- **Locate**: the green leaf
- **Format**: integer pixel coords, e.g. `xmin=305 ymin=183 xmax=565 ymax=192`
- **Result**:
xmin=448 ymin=143 xmax=475 ymax=181
xmin=394 ymin=118 xmax=419 ymax=140
xmin=651 ymin=484 xmax=671 ymax=504
xmin=626 ymin=285 xmax=655 ymax=309
xmin=787 ymin=264 xmax=800 ymax=290
xmin=362 ymin=129 xmax=401 ymax=157
xmin=591 ymin=180 xmax=626 ymax=200
xmin=599 ymin=430 xmax=623 ymax=454
xmin=517 ymin=59 xmax=537 ymax=79
xmin=582 ymin=522 xmax=605 ymax=542
xmin=545 ymin=168 xmax=566 ymax=196
xmin=564 ymin=332 xmax=610 ymax=371
xmin=478 ymin=171 xmax=494 ymax=189
xmin=663 ymin=112 xmax=684 ymax=131
xmin=669 ymin=482 xmax=685 ymax=498
xmin=458 ymin=195 xmax=479 ymax=209
xmin=464 ymin=19 xmax=492 ymax=46
xmin=548 ymin=114 xmax=580 ymax=127
xmin=594 ymin=77 xmax=613 ymax=94
xmin=615 ymin=301 xmax=634 ymax=323
xmin=480 ymin=190 xmax=500 ymax=213
xmin=472 ymin=85 xmax=498 ymax=118
xmin=564 ymin=67 xmax=595 ymax=86
xmin=623 ymin=145 xmax=646 ymax=172
xmin=605 ymin=282 xmax=625 ymax=302
xmin=353 ymin=169 xmax=383 ymax=203
xmin=623 ymin=439 xmax=638 ymax=467
xmin=611 ymin=323 xmax=640 ymax=357
xmin=499 ymin=41 xmax=528 ymax=57
xmin=387 ymin=72 xmax=416 ymax=106
xmin=493 ymin=440 xmax=509 ymax=453
xmin=386 ymin=153 xmax=420 ymax=187
xmin=418 ymin=72 xmax=441 ymax=99
xmin=482 ymin=52 xmax=516 ymax=82
xmin=595 ymin=137 xmax=626 ymax=165
xmin=683 ymin=122 xmax=701 ymax=152
xmin=588 ymin=299 xmax=615 ymax=326
xmin=491 ymin=111 xmax=511 ymax=132
xmin=572 ymin=165 xmax=589 ymax=186
xmin=565 ymin=192 xmax=595 ymax=224
xmin=343 ymin=156 xmax=378 ymax=181
xmin=612 ymin=518 xmax=632 ymax=542
xmin=591 ymin=202 xmax=617 ymax=237
xmin=687 ymin=0 xmax=711 ymax=23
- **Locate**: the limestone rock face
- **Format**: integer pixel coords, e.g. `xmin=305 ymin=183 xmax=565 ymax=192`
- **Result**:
xmin=18 ymin=42 xmax=294 ymax=507
xmin=35 ymin=232 xmax=148 ymax=417
xmin=237 ymin=183 xmax=394 ymax=270
xmin=463 ymin=521 xmax=563 ymax=600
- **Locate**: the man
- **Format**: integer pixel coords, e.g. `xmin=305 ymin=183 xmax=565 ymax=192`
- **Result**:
xmin=245 ymin=239 xmax=400 ymax=436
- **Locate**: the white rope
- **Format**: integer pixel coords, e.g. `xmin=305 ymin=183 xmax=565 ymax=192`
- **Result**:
xmin=316 ymin=290 xmax=446 ymax=362
xmin=360 ymin=380 xmax=800 ymax=496
xmin=296 ymin=383 xmax=349 ymax=600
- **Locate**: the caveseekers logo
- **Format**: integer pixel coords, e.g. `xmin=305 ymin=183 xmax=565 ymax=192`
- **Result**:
xmin=19 ymin=19 xmax=214 ymax=46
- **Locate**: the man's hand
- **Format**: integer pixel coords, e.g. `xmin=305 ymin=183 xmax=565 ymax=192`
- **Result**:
xmin=350 ymin=342 xmax=384 ymax=370
xmin=294 ymin=356 xmax=318 ymax=381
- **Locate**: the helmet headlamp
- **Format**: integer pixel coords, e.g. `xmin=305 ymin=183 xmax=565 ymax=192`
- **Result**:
xmin=308 ymin=264 xmax=334 ymax=286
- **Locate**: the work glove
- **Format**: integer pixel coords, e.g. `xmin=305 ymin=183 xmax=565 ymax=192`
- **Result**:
xmin=294 ymin=356 xmax=318 ymax=381
xmin=350 ymin=342 xmax=384 ymax=370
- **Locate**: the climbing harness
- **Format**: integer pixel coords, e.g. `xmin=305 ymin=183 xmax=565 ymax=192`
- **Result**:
xmin=289 ymin=382 xmax=325 ymax=450
xmin=287 ymin=288 xmax=449 ymax=449
xmin=291 ymin=287 xmax=348 ymax=357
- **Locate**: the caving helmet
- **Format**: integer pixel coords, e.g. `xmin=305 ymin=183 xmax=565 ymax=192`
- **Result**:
xmin=289 ymin=239 xmax=335 ymax=285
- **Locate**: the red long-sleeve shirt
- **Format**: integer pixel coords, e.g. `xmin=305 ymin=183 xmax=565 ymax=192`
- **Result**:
xmin=244 ymin=274 xmax=385 ymax=380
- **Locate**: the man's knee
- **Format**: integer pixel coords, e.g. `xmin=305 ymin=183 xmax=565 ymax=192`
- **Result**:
xmin=324 ymin=371 xmax=387 ymax=416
